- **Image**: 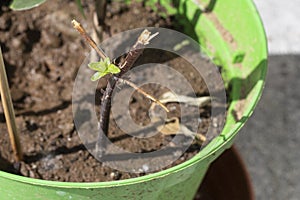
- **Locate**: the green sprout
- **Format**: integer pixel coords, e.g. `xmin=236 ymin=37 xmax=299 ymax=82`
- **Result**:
xmin=10 ymin=0 xmax=47 ymax=11
xmin=10 ymin=0 xmax=85 ymax=17
xmin=88 ymin=58 xmax=121 ymax=81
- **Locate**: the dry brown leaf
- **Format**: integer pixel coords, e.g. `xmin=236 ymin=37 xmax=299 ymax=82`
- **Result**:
xmin=159 ymin=91 xmax=211 ymax=107
xmin=154 ymin=117 xmax=206 ymax=145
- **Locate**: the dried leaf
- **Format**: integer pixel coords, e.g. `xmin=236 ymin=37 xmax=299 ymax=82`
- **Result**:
xmin=157 ymin=117 xmax=180 ymax=135
xmin=159 ymin=91 xmax=211 ymax=107
xmin=155 ymin=117 xmax=206 ymax=145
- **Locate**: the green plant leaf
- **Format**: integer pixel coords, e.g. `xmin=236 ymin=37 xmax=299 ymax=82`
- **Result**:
xmin=88 ymin=58 xmax=120 ymax=81
xmin=91 ymin=72 xmax=105 ymax=81
xmin=103 ymin=57 xmax=111 ymax=65
xmin=10 ymin=0 xmax=47 ymax=11
xmin=107 ymin=64 xmax=121 ymax=74
xmin=88 ymin=62 xmax=107 ymax=72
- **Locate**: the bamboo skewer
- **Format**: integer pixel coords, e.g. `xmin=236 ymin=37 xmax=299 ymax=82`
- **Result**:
xmin=0 ymin=47 xmax=23 ymax=161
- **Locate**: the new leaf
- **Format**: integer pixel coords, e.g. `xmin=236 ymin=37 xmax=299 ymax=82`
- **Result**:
xmin=88 ymin=58 xmax=120 ymax=81
xmin=10 ymin=0 xmax=47 ymax=11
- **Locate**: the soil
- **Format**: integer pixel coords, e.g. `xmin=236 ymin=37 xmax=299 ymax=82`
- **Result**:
xmin=0 ymin=0 xmax=226 ymax=182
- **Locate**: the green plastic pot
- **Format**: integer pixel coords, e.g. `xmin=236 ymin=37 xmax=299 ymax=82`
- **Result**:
xmin=0 ymin=0 xmax=267 ymax=199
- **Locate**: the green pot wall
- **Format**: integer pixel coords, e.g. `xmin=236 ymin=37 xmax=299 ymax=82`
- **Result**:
xmin=0 ymin=0 xmax=267 ymax=199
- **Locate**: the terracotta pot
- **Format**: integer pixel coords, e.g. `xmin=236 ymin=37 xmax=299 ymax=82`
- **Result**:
xmin=195 ymin=146 xmax=254 ymax=200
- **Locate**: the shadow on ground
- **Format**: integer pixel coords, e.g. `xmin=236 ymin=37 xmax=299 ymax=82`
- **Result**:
xmin=235 ymin=54 xmax=300 ymax=200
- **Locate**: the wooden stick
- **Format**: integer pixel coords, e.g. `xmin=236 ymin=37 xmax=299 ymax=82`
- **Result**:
xmin=116 ymin=77 xmax=169 ymax=112
xmin=0 ymin=47 xmax=23 ymax=161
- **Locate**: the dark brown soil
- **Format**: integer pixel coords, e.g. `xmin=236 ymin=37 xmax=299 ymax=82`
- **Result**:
xmin=0 ymin=1 xmax=225 ymax=182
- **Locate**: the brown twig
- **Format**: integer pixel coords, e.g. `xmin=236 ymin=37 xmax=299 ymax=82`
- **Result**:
xmin=72 ymin=20 xmax=159 ymax=158
xmin=115 ymin=77 xmax=169 ymax=112
xmin=96 ymin=30 xmax=159 ymax=158
xmin=119 ymin=30 xmax=159 ymax=72
xmin=0 ymin=47 xmax=23 ymax=161
xmin=72 ymin=19 xmax=107 ymax=60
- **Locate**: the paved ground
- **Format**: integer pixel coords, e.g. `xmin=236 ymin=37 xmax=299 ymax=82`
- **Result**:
xmin=235 ymin=55 xmax=300 ymax=200
xmin=234 ymin=1 xmax=300 ymax=199
xmin=253 ymin=0 xmax=300 ymax=54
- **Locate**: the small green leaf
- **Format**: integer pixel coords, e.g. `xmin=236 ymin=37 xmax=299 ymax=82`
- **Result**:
xmin=10 ymin=0 xmax=47 ymax=11
xmin=91 ymin=72 xmax=106 ymax=81
xmin=88 ymin=58 xmax=120 ymax=81
xmin=103 ymin=57 xmax=111 ymax=65
xmin=88 ymin=62 xmax=107 ymax=72
xmin=107 ymin=64 xmax=121 ymax=74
